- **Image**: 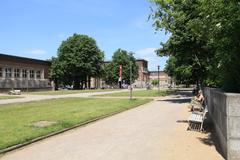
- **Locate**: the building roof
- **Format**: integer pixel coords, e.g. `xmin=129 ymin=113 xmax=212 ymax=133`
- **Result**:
xmin=149 ymin=71 xmax=166 ymax=73
xmin=0 ymin=53 xmax=51 ymax=65
xmin=136 ymin=59 xmax=148 ymax=62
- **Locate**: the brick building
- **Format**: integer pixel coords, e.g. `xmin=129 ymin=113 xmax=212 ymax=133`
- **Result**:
xmin=0 ymin=53 xmax=51 ymax=91
xmin=133 ymin=59 xmax=149 ymax=87
xmin=93 ymin=59 xmax=172 ymax=88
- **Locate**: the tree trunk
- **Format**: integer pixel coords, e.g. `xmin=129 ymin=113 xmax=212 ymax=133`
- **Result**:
xmin=73 ymin=78 xmax=80 ymax=90
xmin=88 ymin=76 xmax=91 ymax=89
xmin=84 ymin=76 xmax=87 ymax=90
xmin=80 ymin=81 xmax=83 ymax=90
xmin=54 ymin=79 xmax=59 ymax=90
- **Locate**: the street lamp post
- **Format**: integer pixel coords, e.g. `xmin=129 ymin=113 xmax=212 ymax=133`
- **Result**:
xmin=158 ymin=65 xmax=160 ymax=95
xmin=129 ymin=52 xmax=133 ymax=100
xmin=27 ymin=70 xmax=29 ymax=93
xmin=129 ymin=61 xmax=133 ymax=100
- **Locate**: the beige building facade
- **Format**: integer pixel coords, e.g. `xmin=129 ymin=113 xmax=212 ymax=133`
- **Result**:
xmin=0 ymin=53 xmax=51 ymax=91
xmin=149 ymin=71 xmax=171 ymax=87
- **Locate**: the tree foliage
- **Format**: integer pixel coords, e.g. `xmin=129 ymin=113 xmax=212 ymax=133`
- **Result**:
xmin=150 ymin=0 xmax=240 ymax=92
xmin=151 ymin=79 xmax=159 ymax=86
xmin=165 ymin=56 xmax=194 ymax=85
xmin=104 ymin=49 xmax=138 ymax=85
xmin=49 ymin=57 xmax=64 ymax=90
xmin=50 ymin=34 xmax=104 ymax=89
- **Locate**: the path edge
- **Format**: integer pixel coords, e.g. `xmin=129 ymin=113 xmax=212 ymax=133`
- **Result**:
xmin=0 ymin=99 xmax=152 ymax=155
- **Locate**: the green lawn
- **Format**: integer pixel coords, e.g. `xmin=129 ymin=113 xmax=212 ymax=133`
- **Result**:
xmin=0 ymin=96 xmax=22 ymax=100
xmin=25 ymin=89 xmax=120 ymax=95
xmin=97 ymin=89 xmax=177 ymax=97
xmin=0 ymin=98 xmax=150 ymax=151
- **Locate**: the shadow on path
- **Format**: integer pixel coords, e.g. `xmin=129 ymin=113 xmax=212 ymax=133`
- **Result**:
xmin=170 ymin=90 xmax=193 ymax=97
xmin=176 ymin=120 xmax=188 ymax=123
xmin=176 ymin=117 xmax=225 ymax=159
xmin=158 ymin=89 xmax=193 ymax=104
xmin=171 ymin=89 xmax=225 ymax=159
xmin=159 ymin=98 xmax=191 ymax=104
xmin=198 ymin=125 xmax=226 ymax=159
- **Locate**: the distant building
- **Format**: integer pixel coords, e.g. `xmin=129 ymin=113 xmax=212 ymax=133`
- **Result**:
xmin=133 ymin=59 xmax=149 ymax=87
xmin=0 ymin=53 xmax=51 ymax=91
xmin=0 ymin=53 xmax=172 ymax=90
xmin=102 ymin=59 xmax=172 ymax=88
xmin=149 ymin=71 xmax=172 ymax=87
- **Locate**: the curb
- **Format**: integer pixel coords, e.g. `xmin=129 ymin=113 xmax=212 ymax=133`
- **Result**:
xmin=0 ymin=99 xmax=152 ymax=155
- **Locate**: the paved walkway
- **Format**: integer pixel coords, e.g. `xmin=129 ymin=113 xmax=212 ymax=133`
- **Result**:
xmin=0 ymin=91 xmax=223 ymax=160
xmin=0 ymin=90 xmax=130 ymax=105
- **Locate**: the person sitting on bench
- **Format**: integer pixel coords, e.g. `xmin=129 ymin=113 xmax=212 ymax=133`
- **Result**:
xmin=190 ymin=90 xmax=204 ymax=111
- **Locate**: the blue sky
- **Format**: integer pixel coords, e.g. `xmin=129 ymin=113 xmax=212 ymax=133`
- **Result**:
xmin=0 ymin=0 xmax=169 ymax=71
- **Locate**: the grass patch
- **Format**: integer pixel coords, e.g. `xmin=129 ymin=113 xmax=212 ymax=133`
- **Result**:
xmin=25 ymin=89 xmax=120 ymax=95
xmin=0 ymin=97 xmax=151 ymax=151
xmin=97 ymin=89 xmax=177 ymax=97
xmin=0 ymin=96 xmax=22 ymax=100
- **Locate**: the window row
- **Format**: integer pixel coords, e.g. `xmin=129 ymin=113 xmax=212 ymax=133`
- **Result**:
xmin=0 ymin=67 xmax=42 ymax=79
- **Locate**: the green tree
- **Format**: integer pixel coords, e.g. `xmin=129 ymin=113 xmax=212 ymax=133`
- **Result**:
xmin=104 ymin=49 xmax=138 ymax=86
xmin=49 ymin=57 xmax=64 ymax=90
xmin=52 ymin=33 xmax=104 ymax=89
xmin=151 ymin=79 xmax=159 ymax=86
xmin=165 ymin=56 xmax=195 ymax=86
xmin=151 ymin=0 xmax=211 ymax=86
xmin=150 ymin=0 xmax=240 ymax=92
xmin=199 ymin=0 xmax=240 ymax=92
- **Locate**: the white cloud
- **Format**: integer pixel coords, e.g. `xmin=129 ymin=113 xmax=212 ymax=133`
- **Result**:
xmin=25 ymin=49 xmax=46 ymax=55
xmin=135 ymin=48 xmax=167 ymax=71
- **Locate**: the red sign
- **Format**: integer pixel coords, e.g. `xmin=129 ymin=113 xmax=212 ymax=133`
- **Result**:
xmin=119 ymin=65 xmax=122 ymax=81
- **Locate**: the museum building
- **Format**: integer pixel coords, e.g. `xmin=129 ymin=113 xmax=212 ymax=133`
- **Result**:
xmin=0 ymin=53 xmax=51 ymax=91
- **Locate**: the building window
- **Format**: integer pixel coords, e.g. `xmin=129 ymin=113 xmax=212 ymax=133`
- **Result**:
xmin=0 ymin=68 xmax=2 ymax=77
xmin=14 ymin=68 xmax=20 ymax=78
xmin=30 ymin=70 xmax=35 ymax=79
xmin=36 ymin=70 xmax=41 ymax=79
xmin=22 ymin=69 xmax=27 ymax=78
xmin=5 ymin=68 xmax=12 ymax=78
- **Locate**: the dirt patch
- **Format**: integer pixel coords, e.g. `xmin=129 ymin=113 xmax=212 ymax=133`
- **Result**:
xmin=32 ymin=121 xmax=57 ymax=128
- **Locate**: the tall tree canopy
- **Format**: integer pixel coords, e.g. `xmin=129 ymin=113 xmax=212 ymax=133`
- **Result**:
xmin=104 ymin=49 xmax=138 ymax=86
xmin=50 ymin=34 xmax=104 ymax=89
xmin=150 ymin=0 xmax=240 ymax=92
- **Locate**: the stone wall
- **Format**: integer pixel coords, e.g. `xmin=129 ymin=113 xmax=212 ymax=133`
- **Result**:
xmin=204 ymin=87 xmax=240 ymax=160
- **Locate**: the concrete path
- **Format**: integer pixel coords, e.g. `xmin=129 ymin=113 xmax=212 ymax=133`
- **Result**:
xmin=0 ymin=90 xmax=130 ymax=105
xmin=0 ymin=91 xmax=223 ymax=160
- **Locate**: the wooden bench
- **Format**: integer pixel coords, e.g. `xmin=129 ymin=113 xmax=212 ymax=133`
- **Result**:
xmin=188 ymin=107 xmax=208 ymax=132
xmin=9 ymin=90 xmax=21 ymax=95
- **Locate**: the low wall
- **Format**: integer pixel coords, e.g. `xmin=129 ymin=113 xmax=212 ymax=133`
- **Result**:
xmin=204 ymin=87 xmax=240 ymax=160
